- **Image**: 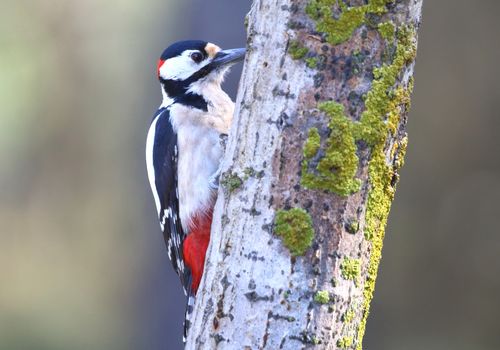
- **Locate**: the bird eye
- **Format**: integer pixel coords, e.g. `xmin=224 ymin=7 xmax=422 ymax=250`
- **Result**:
xmin=190 ymin=52 xmax=203 ymax=63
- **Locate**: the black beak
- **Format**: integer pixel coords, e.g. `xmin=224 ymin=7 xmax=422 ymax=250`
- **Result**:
xmin=210 ymin=48 xmax=246 ymax=70
xmin=187 ymin=48 xmax=246 ymax=83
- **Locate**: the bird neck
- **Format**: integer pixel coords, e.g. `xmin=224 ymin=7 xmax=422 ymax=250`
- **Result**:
xmin=160 ymin=86 xmax=208 ymax=112
xmin=161 ymin=79 xmax=231 ymax=114
xmin=187 ymin=79 xmax=233 ymax=116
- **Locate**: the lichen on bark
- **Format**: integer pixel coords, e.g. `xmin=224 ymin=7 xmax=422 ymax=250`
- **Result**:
xmin=274 ymin=208 xmax=315 ymax=256
xmin=300 ymin=13 xmax=418 ymax=349
xmin=354 ymin=25 xmax=417 ymax=349
xmin=305 ymin=0 xmax=396 ymax=45
xmin=340 ymin=257 xmax=362 ymax=281
xmin=378 ymin=21 xmax=395 ymax=40
xmin=288 ymin=40 xmax=309 ymax=60
xmin=303 ymin=127 xmax=321 ymax=158
xmin=301 ymin=25 xmax=416 ymax=200
xmin=337 ymin=336 xmax=354 ymax=348
xmin=301 ymin=101 xmax=361 ymax=197
xmin=314 ymin=290 xmax=331 ymax=304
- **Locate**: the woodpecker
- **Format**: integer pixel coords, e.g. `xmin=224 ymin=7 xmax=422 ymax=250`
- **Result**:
xmin=145 ymin=40 xmax=245 ymax=340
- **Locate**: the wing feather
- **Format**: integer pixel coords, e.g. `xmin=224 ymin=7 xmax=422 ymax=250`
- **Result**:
xmin=148 ymin=108 xmax=191 ymax=294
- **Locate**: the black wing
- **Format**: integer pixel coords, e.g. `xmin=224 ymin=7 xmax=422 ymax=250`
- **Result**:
xmin=151 ymin=108 xmax=191 ymax=294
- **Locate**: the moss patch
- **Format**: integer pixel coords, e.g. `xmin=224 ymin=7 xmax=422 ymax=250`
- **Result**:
xmin=355 ymin=26 xmax=417 ymax=350
xmin=311 ymin=335 xmax=320 ymax=345
xmin=289 ymin=40 xmax=309 ymax=60
xmin=359 ymin=25 xmax=416 ymax=236
xmin=378 ymin=21 xmax=395 ymax=40
xmin=394 ymin=136 xmax=408 ymax=170
xmin=387 ymin=87 xmax=410 ymax=135
xmin=242 ymin=167 xmax=265 ymax=180
xmin=305 ymin=56 xmax=319 ymax=69
xmin=301 ymin=102 xmax=362 ymax=197
xmin=314 ymin=290 xmax=330 ymax=304
xmin=337 ymin=336 xmax=354 ymax=348
xmin=342 ymin=308 xmax=355 ymax=323
xmin=345 ymin=218 xmax=360 ymax=234
xmin=298 ymin=19 xmax=417 ymax=348
xmin=275 ymin=208 xmax=315 ymax=256
xmin=340 ymin=257 xmax=361 ymax=281
xmin=221 ymin=172 xmax=243 ymax=193
xmin=302 ymin=24 xmax=415 ymax=202
xmin=305 ymin=0 xmax=395 ymax=45
xmin=304 ymin=127 xmax=321 ymax=158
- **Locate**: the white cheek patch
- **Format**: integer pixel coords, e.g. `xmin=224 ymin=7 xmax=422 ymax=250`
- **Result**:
xmin=159 ymin=50 xmax=210 ymax=81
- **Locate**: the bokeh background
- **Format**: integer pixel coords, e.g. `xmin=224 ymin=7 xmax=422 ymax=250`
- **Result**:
xmin=1 ymin=0 xmax=499 ymax=349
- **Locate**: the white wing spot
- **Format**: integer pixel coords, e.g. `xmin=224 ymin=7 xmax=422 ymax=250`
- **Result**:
xmin=145 ymin=115 xmax=162 ymax=216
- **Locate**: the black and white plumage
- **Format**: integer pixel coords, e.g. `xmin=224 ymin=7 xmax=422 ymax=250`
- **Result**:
xmin=146 ymin=106 xmax=190 ymax=291
xmin=145 ymin=40 xmax=245 ymax=342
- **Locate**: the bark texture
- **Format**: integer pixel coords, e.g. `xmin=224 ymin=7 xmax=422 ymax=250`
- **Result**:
xmin=187 ymin=0 xmax=423 ymax=349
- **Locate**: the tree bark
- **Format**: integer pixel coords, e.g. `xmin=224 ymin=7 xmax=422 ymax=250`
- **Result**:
xmin=187 ymin=0 xmax=423 ymax=349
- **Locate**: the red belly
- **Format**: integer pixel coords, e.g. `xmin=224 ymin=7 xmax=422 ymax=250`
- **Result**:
xmin=182 ymin=209 xmax=213 ymax=293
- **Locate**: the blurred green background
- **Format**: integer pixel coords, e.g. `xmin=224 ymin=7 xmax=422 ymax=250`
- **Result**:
xmin=1 ymin=1 xmax=499 ymax=349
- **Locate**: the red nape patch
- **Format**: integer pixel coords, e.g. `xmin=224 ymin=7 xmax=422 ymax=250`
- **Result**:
xmin=183 ymin=209 xmax=213 ymax=294
xmin=157 ymin=59 xmax=165 ymax=77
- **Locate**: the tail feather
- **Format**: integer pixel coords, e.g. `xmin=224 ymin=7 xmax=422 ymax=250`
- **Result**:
xmin=183 ymin=292 xmax=196 ymax=343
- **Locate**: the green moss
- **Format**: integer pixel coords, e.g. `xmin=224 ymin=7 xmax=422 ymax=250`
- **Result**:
xmin=301 ymin=102 xmax=361 ymax=197
xmin=221 ymin=172 xmax=243 ymax=193
xmin=275 ymin=208 xmax=315 ymax=256
xmin=305 ymin=56 xmax=318 ymax=69
xmin=304 ymin=127 xmax=320 ymax=158
xmin=345 ymin=218 xmax=360 ymax=234
xmin=302 ymin=26 xmax=416 ymax=204
xmin=378 ymin=21 xmax=395 ymax=40
xmin=306 ymin=1 xmax=365 ymax=45
xmin=337 ymin=336 xmax=354 ymax=348
xmin=300 ymin=3 xmax=417 ymax=344
xmin=386 ymin=87 xmax=410 ymax=135
xmin=394 ymin=136 xmax=408 ymax=170
xmin=289 ymin=40 xmax=309 ymax=60
xmin=300 ymin=331 xmax=321 ymax=345
xmin=355 ymin=26 xmax=417 ymax=350
xmin=359 ymin=24 xmax=417 ymax=232
xmin=305 ymin=0 xmax=395 ymax=45
xmin=343 ymin=309 xmax=355 ymax=323
xmin=243 ymin=167 xmax=255 ymax=180
xmin=340 ymin=257 xmax=361 ymax=281
xmin=314 ymin=290 xmax=330 ymax=304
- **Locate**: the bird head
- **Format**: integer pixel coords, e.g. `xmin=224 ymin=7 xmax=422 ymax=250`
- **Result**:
xmin=157 ymin=40 xmax=245 ymax=106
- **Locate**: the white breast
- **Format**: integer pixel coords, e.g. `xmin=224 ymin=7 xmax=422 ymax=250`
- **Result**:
xmin=176 ymin=122 xmax=221 ymax=231
xmin=169 ymin=93 xmax=233 ymax=232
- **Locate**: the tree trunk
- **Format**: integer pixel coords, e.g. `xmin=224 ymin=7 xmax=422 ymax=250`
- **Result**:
xmin=186 ymin=0 xmax=423 ymax=349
